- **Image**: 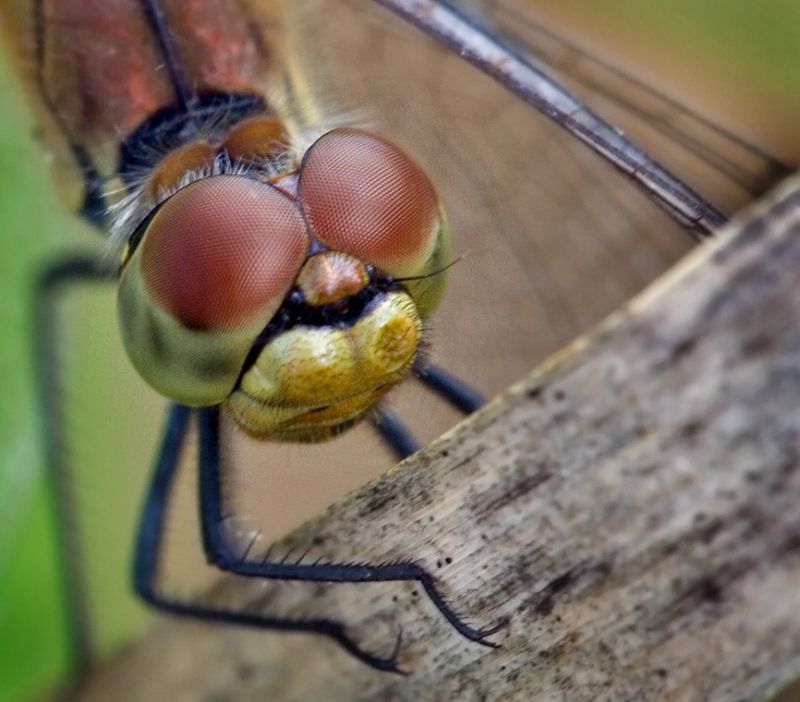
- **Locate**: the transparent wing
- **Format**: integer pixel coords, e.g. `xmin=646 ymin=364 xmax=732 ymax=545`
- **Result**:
xmin=376 ymin=0 xmax=793 ymax=230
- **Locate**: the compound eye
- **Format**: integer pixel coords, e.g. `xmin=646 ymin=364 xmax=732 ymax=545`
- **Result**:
xmin=140 ymin=176 xmax=308 ymax=330
xmin=298 ymin=129 xmax=441 ymax=278
xmin=118 ymin=176 xmax=310 ymax=406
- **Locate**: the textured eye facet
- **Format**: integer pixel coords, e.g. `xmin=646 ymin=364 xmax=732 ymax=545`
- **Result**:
xmin=140 ymin=176 xmax=309 ymax=330
xmin=298 ymin=128 xmax=441 ymax=278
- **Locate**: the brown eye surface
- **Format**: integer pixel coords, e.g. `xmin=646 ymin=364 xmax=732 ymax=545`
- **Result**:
xmin=298 ymin=128 xmax=440 ymax=277
xmin=140 ymin=176 xmax=309 ymax=330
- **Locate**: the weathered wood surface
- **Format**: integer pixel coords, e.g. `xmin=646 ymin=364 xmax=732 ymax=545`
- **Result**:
xmin=72 ymin=178 xmax=800 ymax=701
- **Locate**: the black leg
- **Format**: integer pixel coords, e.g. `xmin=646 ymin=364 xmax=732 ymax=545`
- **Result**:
xmin=134 ymin=404 xmax=407 ymax=673
xmin=369 ymin=365 xmax=486 ymax=457
xmin=197 ymin=407 xmax=500 ymax=664
xmin=132 ymin=404 xmax=192 ymax=601
xmin=370 ymin=408 xmax=421 ymax=460
xmin=33 ymin=254 xmax=117 ymax=676
xmin=414 ymin=363 xmax=486 ymax=414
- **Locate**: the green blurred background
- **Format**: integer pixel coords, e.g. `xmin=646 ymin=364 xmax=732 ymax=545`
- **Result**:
xmin=0 ymin=54 xmax=80 ymax=700
xmin=1 ymin=2 xmax=799 ymax=701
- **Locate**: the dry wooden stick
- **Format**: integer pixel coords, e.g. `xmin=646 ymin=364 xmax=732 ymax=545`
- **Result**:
xmin=73 ymin=178 xmax=800 ymax=701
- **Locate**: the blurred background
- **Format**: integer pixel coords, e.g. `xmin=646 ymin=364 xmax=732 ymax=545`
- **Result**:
xmin=1 ymin=1 xmax=799 ymax=700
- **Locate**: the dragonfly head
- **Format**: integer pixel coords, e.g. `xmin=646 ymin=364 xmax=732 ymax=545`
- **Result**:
xmin=116 ymin=129 xmax=451 ymax=439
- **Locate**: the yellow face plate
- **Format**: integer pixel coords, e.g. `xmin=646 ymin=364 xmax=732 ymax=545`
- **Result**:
xmin=226 ymin=290 xmax=422 ymax=440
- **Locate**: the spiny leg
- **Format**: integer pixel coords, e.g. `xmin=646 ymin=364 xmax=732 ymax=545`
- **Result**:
xmin=134 ymin=404 xmax=405 ymax=673
xmin=34 ymin=255 xmax=117 ymax=676
xmin=197 ymin=406 xmax=499 ymax=655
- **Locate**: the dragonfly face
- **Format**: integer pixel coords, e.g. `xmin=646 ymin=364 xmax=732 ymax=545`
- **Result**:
xmin=118 ymin=126 xmax=450 ymax=439
xmin=0 ymin=0 xmax=792 ymax=693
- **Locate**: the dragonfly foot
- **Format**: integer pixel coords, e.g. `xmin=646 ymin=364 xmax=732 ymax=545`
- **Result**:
xmin=472 ymin=618 xmax=509 ymax=648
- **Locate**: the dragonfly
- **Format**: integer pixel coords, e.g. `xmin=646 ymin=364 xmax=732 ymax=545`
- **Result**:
xmin=0 ymin=0 xmax=792 ymax=694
